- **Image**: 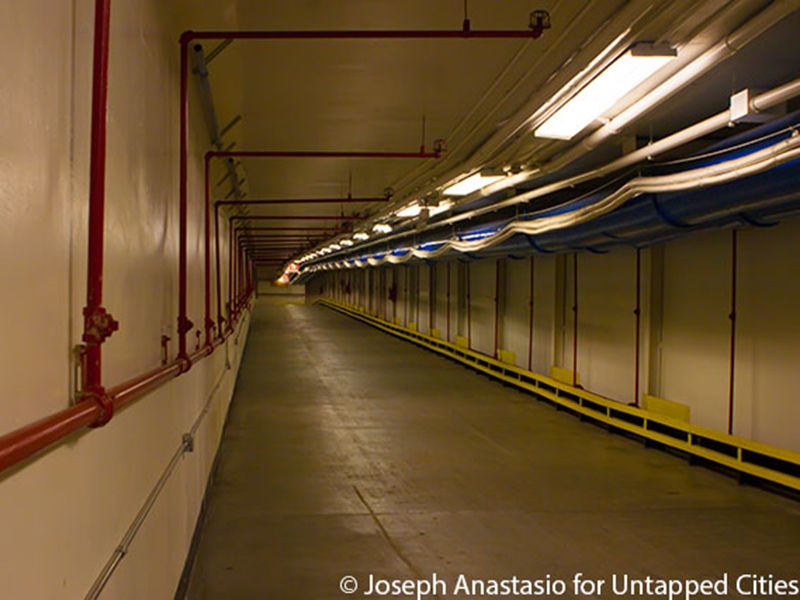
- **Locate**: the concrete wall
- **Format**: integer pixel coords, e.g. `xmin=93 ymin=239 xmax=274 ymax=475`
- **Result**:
xmin=0 ymin=1 xmax=246 ymax=598
xmin=310 ymin=218 xmax=800 ymax=453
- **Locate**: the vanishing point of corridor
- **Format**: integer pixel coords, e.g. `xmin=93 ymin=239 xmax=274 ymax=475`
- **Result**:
xmin=185 ymin=301 xmax=800 ymax=599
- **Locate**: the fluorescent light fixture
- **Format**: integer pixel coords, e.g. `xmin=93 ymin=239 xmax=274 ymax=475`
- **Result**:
xmin=340 ymin=239 xmax=354 ymax=247
xmin=373 ymin=223 xmax=393 ymax=234
xmin=353 ymin=232 xmax=370 ymax=241
xmin=535 ymin=43 xmax=676 ymax=140
xmin=428 ymin=200 xmax=454 ymax=217
xmin=443 ymin=172 xmax=504 ymax=196
xmin=329 ymin=243 xmax=341 ymax=251
xmin=395 ymin=203 xmax=421 ymax=218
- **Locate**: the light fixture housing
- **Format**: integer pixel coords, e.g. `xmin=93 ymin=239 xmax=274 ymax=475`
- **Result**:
xmin=534 ymin=42 xmax=676 ymax=140
xmin=428 ymin=200 xmax=454 ymax=217
xmin=443 ymin=172 xmax=504 ymax=196
xmin=395 ymin=203 xmax=422 ymax=218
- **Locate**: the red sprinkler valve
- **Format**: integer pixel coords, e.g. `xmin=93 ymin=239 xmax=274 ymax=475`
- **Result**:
xmin=82 ymin=306 xmax=119 ymax=346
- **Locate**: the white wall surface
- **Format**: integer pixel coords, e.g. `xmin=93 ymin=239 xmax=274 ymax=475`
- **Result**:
xmin=530 ymin=255 xmax=557 ymax=374
xmin=470 ymin=259 xmax=496 ymax=355
xmin=503 ymin=258 xmax=531 ymax=368
xmin=660 ymin=230 xmax=731 ymax=432
xmin=0 ymin=1 xmax=247 ymax=598
xmin=312 ymin=217 xmax=800 ymax=452
xmin=578 ymin=248 xmax=637 ymax=404
xmin=735 ymin=224 xmax=800 ymax=450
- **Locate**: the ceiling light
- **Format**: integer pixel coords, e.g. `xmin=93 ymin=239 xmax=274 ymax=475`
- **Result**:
xmin=373 ymin=223 xmax=393 ymax=234
xmin=353 ymin=232 xmax=370 ymax=241
xmin=329 ymin=243 xmax=341 ymax=251
xmin=443 ymin=172 xmax=504 ymax=196
xmin=395 ymin=203 xmax=422 ymax=218
xmin=535 ymin=43 xmax=676 ymax=140
xmin=428 ymin=200 xmax=454 ymax=217
xmin=340 ymin=239 xmax=354 ymax=246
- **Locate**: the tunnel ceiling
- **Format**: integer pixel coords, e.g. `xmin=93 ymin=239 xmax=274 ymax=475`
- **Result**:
xmin=194 ymin=0 xmax=800 ymax=273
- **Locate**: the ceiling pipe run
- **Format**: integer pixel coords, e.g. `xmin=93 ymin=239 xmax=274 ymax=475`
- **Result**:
xmin=238 ymin=226 xmax=342 ymax=232
xmin=355 ymin=1 xmax=800 ymax=248
xmin=231 ymin=215 xmax=366 ymax=221
xmin=209 ymin=150 xmax=443 ymax=160
xmin=186 ymin=18 xmax=552 ymax=309
xmin=332 ymin=76 xmax=800 ymax=264
xmin=216 ymin=197 xmax=388 ymax=206
xmin=180 ymin=20 xmax=549 ymax=44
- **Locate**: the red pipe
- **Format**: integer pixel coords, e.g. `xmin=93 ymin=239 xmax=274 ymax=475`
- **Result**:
xmin=210 ymin=149 xmax=441 ymax=160
xmin=0 ymin=403 xmax=100 ymax=474
xmin=214 ymin=198 xmax=224 ymax=334
xmin=189 ymin=21 xmax=549 ymax=333
xmin=238 ymin=226 xmax=340 ymax=232
xmin=82 ymin=0 xmax=116 ymax=425
xmin=528 ymin=256 xmax=535 ymax=371
xmin=404 ymin=268 xmax=409 ymax=325
xmin=231 ymin=215 xmax=365 ymax=221
xmin=493 ymin=259 xmax=501 ymax=357
xmin=228 ymin=225 xmax=235 ymax=328
xmin=0 ymin=334 xmax=226 ymax=474
xmin=446 ymin=262 xmax=451 ymax=342
xmin=181 ymin=27 xmax=546 ymax=42
xmin=243 ymin=234 xmax=327 ymax=237
xmin=415 ymin=266 xmax=420 ymax=326
xmin=177 ymin=38 xmax=192 ymax=366
xmin=728 ymin=229 xmax=738 ymax=435
xmin=429 ymin=265 xmax=435 ymax=334
xmin=108 ymin=362 xmax=184 ymax=410
xmin=216 ymin=197 xmax=387 ymax=206
xmin=633 ymin=248 xmax=642 ymax=406
xmin=572 ymin=253 xmax=579 ymax=387
xmin=244 ymin=244 xmax=311 ymax=249
xmin=204 ymin=153 xmax=212 ymax=348
xmin=466 ymin=263 xmax=472 ymax=349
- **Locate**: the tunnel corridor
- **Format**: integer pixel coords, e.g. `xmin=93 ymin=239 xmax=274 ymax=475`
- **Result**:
xmin=3 ymin=1 xmax=800 ymax=598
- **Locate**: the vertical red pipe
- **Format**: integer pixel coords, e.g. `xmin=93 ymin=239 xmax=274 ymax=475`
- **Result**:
xmin=493 ymin=259 xmax=500 ymax=357
xmin=633 ymin=247 xmax=642 ymax=406
xmin=466 ymin=263 xmax=472 ymax=349
xmin=404 ymin=268 xmax=409 ymax=325
xmin=415 ymin=266 xmax=420 ymax=326
xmin=429 ymin=264 xmax=434 ymax=334
xmin=446 ymin=262 xmax=451 ymax=341
xmin=381 ymin=270 xmax=386 ymax=319
xmin=527 ymin=255 xmax=535 ymax=371
xmin=214 ymin=204 xmax=224 ymax=333
xmin=228 ymin=225 xmax=235 ymax=329
xmin=203 ymin=153 xmax=212 ymax=347
xmin=572 ymin=253 xmax=579 ymax=387
xmin=83 ymin=0 xmax=113 ymax=394
xmin=728 ymin=229 xmax=738 ymax=435
xmin=177 ymin=38 xmax=192 ymax=363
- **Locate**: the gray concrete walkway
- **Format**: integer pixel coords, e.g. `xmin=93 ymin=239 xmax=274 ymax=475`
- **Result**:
xmin=185 ymin=301 xmax=800 ymax=599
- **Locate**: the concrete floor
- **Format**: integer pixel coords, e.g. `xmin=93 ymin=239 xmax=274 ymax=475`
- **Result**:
xmin=185 ymin=301 xmax=800 ymax=599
